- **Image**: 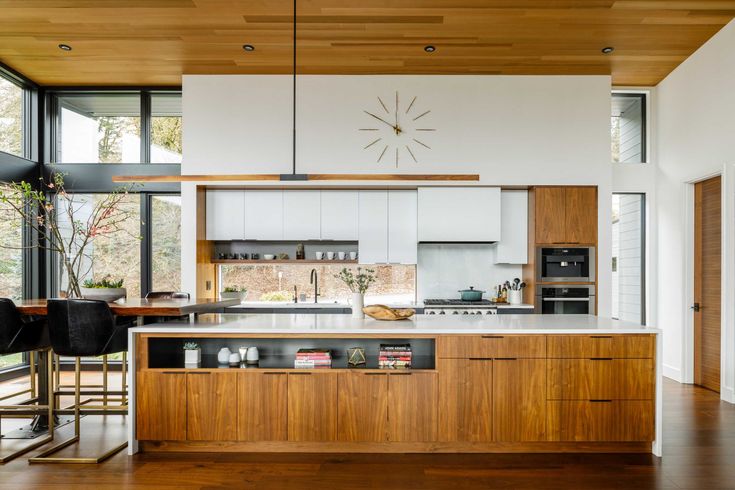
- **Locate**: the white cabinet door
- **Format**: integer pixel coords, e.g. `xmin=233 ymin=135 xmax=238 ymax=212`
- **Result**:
xmin=358 ymin=191 xmax=388 ymax=264
xmin=206 ymin=190 xmax=245 ymax=240
xmin=388 ymin=190 xmax=418 ymax=264
xmin=243 ymin=190 xmax=283 ymax=240
xmin=283 ymin=191 xmax=321 ymax=240
xmin=320 ymin=191 xmax=358 ymax=240
xmin=494 ymin=190 xmax=528 ymax=264
xmin=417 ymin=187 xmax=501 ymax=242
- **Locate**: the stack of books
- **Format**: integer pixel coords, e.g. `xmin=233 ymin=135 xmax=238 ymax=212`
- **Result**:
xmin=378 ymin=343 xmax=412 ymax=369
xmin=294 ymin=348 xmax=332 ymax=369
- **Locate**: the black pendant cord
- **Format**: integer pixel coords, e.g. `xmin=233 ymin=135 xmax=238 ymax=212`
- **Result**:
xmin=292 ymin=0 xmax=297 ymax=175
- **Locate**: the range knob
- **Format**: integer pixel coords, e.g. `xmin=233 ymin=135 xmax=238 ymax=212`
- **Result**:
xmin=452 ymin=311 xmax=459 ymax=315
xmin=427 ymin=310 xmax=435 ymax=315
xmin=439 ymin=310 xmax=446 ymax=315
xmin=462 ymin=311 xmax=469 ymax=315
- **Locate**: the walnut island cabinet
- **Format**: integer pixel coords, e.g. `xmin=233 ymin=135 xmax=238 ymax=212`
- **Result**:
xmin=129 ymin=314 xmax=662 ymax=456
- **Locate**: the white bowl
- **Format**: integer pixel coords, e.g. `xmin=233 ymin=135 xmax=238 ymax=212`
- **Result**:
xmin=80 ymin=287 xmax=127 ymax=302
xmin=263 ymin=254 xmax=276 ymax=260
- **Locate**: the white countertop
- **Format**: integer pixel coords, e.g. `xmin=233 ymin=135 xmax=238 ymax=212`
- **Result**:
xmin=130 ymin=313 xmax=659 ymax=335
xmin=227 ymin=302 xmax=534 ymax=309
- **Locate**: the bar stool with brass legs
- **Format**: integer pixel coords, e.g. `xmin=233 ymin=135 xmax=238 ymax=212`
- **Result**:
xmin=0 ymin=298 xmax=54 ymax=464
xmin=30 ymin=299 xmax=129 ymax=464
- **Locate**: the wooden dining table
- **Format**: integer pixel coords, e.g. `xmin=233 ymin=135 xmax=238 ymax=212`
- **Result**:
xmin=15 ymin=297 xmax=241 ymax=317
xmin=11 ymin=297 xmax=240 ymax=436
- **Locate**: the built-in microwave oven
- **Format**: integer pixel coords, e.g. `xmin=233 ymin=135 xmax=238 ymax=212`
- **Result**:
xmin=536 ymin=247 xmax=595 ymax=283
xmin=535 ymin=285 xmax=596 ymax=315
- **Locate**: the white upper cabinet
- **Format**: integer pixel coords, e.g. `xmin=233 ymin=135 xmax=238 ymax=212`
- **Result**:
xmin=283 ymin=191 xmax=321 ymax=240
xmin=388 ymin=190 xmax=418 ymax=264
xmin=417 ymin=187 xmax=501 ymax=243
xmin=206 ymin=190 xmax=245 ymax=240
xmin=494 ymin=190 xmax=528 ymax=264
xmin=358 ymin=191 xmax=388 ymax=264
xmin=243 ymin=190 xmax=283 ymax=240
xmin=320 ymin=191 xmax=359 ymax=240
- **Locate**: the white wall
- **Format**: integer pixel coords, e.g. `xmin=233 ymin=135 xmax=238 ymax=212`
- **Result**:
xmin=182 ymin=74 xmax=613 ymax=316
xmin=656 ymin=19 xmax=735 ymax=401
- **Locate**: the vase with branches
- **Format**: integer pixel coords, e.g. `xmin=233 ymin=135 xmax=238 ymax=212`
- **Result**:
xmin=334 ymin=267 xmax=376 ymax=318
xmin=0 ymin=172 xmax=139 ymax=298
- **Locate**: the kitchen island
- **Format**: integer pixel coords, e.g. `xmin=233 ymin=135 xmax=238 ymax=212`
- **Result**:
xmin=128 ymin=314 xmax=662 ymax=456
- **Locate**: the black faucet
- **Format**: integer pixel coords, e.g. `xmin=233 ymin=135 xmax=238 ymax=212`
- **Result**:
xmin=310 ymin=268 xmax=320 ymax=304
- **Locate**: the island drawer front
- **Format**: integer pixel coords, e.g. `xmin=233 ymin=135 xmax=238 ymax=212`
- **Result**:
xmin=547 ymin=400 xmax=655 ymax=442
xmin=437 ymin=335 xmax=546 ymax=359
xmin=136 ymin=371 xmax=187 ymax=441
xmin=547 ymin=359 xmax=655 ymax=400
xmin=547 ymin=335 xmax=655 ymax=359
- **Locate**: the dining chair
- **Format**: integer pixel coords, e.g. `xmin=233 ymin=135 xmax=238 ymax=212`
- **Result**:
xmin=29 ymin=299 xmax=129 ymax=464
xmin=0 ymin=298 xmax=54 ymax=464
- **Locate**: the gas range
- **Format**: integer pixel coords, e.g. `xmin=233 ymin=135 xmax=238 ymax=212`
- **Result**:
xmin=423 ymin=299 xmax=499 ymax=316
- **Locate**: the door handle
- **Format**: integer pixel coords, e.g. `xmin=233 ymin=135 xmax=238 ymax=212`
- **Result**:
xmin=691 ymin=303 xmax=701 ymax=312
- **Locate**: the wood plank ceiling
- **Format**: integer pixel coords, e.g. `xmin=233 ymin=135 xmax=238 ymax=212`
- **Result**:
xmin=1 ymin=0 xmax=734 ymax=86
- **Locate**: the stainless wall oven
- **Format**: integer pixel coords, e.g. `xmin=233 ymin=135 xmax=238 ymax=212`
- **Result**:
xmin=536 ymin=285 xmax=596 ymax=315
xmin=537 ymin=247 xmax=595 ymax=283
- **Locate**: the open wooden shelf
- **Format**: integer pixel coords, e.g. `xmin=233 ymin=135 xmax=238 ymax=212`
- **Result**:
xmin=212 ymin=259 xmax=358 ymax=264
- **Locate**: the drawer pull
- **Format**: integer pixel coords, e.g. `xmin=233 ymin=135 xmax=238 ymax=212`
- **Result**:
xmin=481 ymin=335 xmax=505 ymax=339
xmin=162 ymin=371 xmax=180 ymax=374
xmin=589 ymin=399 xmax=613 ymax=403
xmin=263 ymin=372 xmax=286 ymax=375
xmin=389 ymin=372 xmax=412 ymax=376
xmin=469 ymin=358 xmax=493 ymax=361
xmin=590 ymin=336 xmax=613 ymax=339
xmin=494 ymin=358 xmax=517 ymax=361
xmin=589 ymin=358 xmax=613 ymax=361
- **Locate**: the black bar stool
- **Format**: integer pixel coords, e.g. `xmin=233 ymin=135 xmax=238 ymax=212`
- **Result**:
xmin=29 ymin=299 xmax=129 ymax=464
xmin=0 ymin=298 xmax=54 ymax=464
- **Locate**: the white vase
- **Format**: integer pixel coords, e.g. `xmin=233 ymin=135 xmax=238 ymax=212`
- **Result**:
xmin=508 ymin=290 xmax=522 ymax=305
xmin=351 ymin=293 xmax=364 ymax=318
xmin=217 ymin=347 xmax=232 ymax=364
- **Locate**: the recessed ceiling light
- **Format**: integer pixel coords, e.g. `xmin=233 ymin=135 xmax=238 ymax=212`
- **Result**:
xmin=601 ymin=46 xmax=614 ymax=54
xmin=242 ymin=44 xmax=255 ymax=52
xmin=424 ymin=45 xmax=436 ymax=53
xmin=58 ymin=44 xmax=72 ymax=51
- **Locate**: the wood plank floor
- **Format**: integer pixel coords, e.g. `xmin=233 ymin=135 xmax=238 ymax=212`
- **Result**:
xmin=1 ymin=375 xmax=734 ymax=489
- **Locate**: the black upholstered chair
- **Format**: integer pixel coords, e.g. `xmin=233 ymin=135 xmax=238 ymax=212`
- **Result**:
xmin=145 ymin=291 xmax=190 ymax=300
xmin=0 ymin=298 xmax=54 ymax=464
xmin=30 ymin=299 xmax=128 ymax=464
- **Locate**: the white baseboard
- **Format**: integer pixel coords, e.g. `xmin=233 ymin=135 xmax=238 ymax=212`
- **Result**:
xmin=663 ymin=364 xmax=683 ymax=382
xmin=722 ymin=386 xmax=735 ymax=404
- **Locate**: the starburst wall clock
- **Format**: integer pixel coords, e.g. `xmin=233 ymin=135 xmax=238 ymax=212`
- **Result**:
xmin=360 ymin=92 xmax=435 ymax=168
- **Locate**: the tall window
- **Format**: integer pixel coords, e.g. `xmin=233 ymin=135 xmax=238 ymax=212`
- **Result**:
xmin=151 ymin=195 xmax=182 ymax=291
xmin=0 ymin=75 xmax=24 ymax=157
xmin=611 ymin=93 xmax=646 ymax=163
xmin=612 ymin=194 xmax=645 ymax=323
xmin=53 ymin=91 xmax=181 ymax=164
xmin=0 ymin=183 xmax=24 ymax=370
xmin=57 ymin=193 xmax=142 ymax=297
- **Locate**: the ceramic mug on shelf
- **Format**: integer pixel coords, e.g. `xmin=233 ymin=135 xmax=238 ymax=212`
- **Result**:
xmin=326 ymin=252 xmax=335 ymax=260
xmin=315 ymin=251 xmax=324 ymax=260
xmin=337 ymin=251 xmax=346 ymax=260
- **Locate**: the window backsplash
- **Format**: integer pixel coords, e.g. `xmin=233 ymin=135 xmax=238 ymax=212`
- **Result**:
xmin=219 ymin=264 xmax=416 ymax=304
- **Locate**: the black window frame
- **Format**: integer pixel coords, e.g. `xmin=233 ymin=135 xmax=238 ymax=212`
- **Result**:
xmin=47 ymin=88 xmax=182 ymax=165
xmin=611 ymin=92 xmax=647 ymax=164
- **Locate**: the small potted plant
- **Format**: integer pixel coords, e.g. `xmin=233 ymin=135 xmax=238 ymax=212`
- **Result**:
xmin=220 ymin=286 xmax=247 ymax=303
xmin=334 ymin=267 xmax=376 ymax=318
xmin=80 ymin=276 xmax=126 ymax=302
xmin=183 ymin=341 xmax=201 ymax=367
